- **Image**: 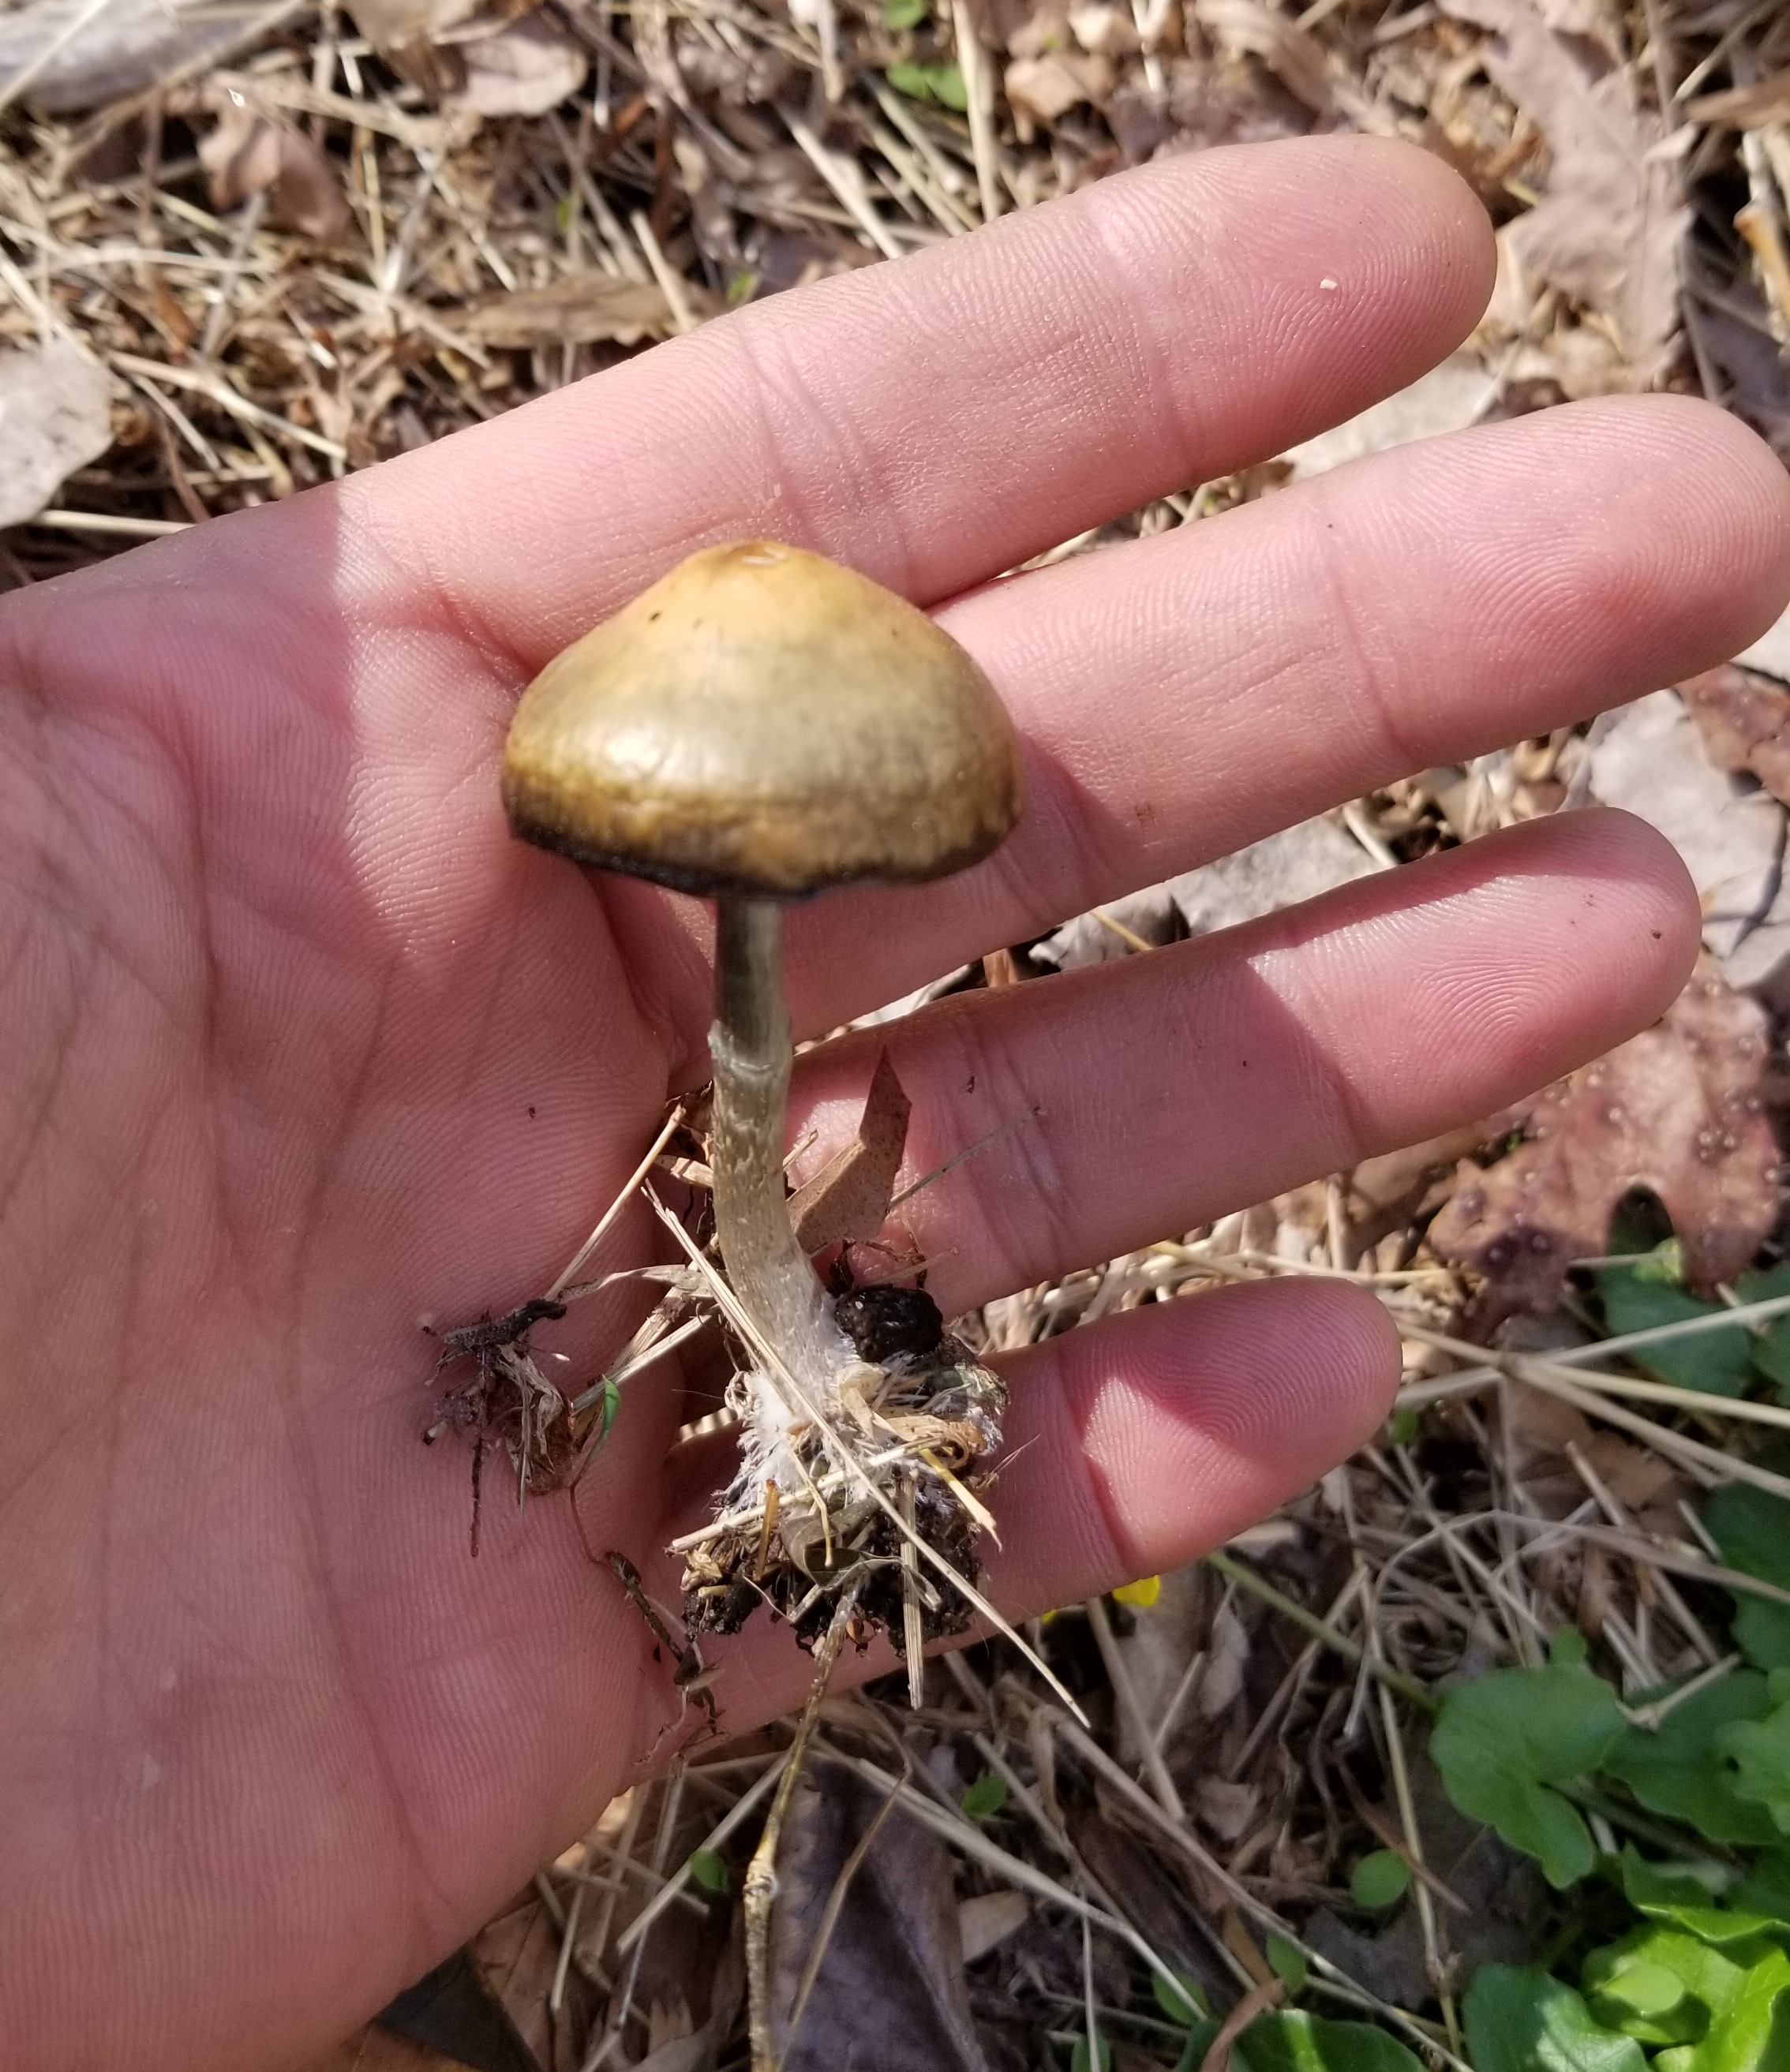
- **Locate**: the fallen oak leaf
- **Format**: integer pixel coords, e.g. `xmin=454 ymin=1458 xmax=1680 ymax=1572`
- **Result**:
xmin=1680 ymin=664 xmax=1790 ymax=810
xmin=1587 ymin=690 xmax=1790 ymax=989
xmin=1429 ymin=960 xmax=1778 ymax=1335
xmin=1440 ymin=0 xmax=1690 ymax=385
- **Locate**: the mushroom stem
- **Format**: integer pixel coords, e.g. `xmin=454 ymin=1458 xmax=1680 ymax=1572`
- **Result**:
xmin=710 ymin=894 xmax=841 ymax=1401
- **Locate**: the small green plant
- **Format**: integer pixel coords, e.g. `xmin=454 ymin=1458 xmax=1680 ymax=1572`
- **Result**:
xmin=688 ymin=1846 xmax=730 ymax=1894
xmin=1428 ymin=1478 xmax=1790 ymax=2072
xmin=1154 ymin=1973 xmax=1211 ymax=2025
xmin=1592 ymin=1249 xmax=1790 ymax=1401
xmin=1267 ymin=1935 xmax=1310 ymax=1995
xmin=961 ymin=1770 xmax=1009 ymax=1820
xmin=1151 ymin=1999 xmax=1425 ymax=2072
xmin=885 ymin=58 xmax=968 ymax=107
xmin=1350 ymin=1851 xmax=1413 ymax=1911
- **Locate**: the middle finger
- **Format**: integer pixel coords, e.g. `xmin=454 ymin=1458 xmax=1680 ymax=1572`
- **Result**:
xmin=781 ymin=809 xmax=1696 ymax=1315
xmin=721 ymin=394 xmax=1784 ymax=1057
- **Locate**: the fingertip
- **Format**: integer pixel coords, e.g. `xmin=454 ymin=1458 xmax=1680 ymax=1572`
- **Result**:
xmin=1320 ymin=133 xmax=1498 ymax=336
xmin=990 ymin=1280 xmax=1401 ymax=1614
xmin=1526 ymin=396 xmax=1790 ymax=676
xmin=1541 ymin=806 xmax=1702 ymax=1008
xmin=1668 ymin=398 xmax=1790 ymax=655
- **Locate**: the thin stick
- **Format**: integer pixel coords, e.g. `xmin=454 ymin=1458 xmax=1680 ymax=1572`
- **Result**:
xmin=1085 ymin=1592 xmax=1185 ymax=1820
xmin=1402 ymin=1358 xmax=1790 ymax=1431
xmin=1402 ymin=1293 xmax=1790 ymax=1387
xmin=1376 ymin=1672 xmax=1458 ymax=2051
xmin=31 ymin=511 xmax=189 ymax=537
xmin=1200 ymin=1979 xmax=1285 ymax=2072
xmin=630 ymin=210 xmax=698 ymax=331
xmin=950 ymin=0 xmax=1002 ymax=223
xmin=549 ymin=1869 xmax=587 ymax=2015
xmin=886 ymin=1108 xmax=1039 ymax=1212
xmin=612 ymin=1758 xmax=782 ymax=1956
xmin=900 ymin=1471 xmax=926 ymax=1710
xmin=547 ymin=1102 xmax=686 ymax=1300
xmin=783 ymin=110 xmax=902 ymax=260
xmin=1506 ymin=1360 xmax=1790 ymax=1505
xmin=1565 ymin=1439 xmax=1721 ymax=1667
xmin=745 ymin=1581 xmax=863 ymax=2072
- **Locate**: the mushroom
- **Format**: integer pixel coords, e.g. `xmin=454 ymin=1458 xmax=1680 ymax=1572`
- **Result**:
xmin=500 ymin=540 xmax=1022 ymax=1418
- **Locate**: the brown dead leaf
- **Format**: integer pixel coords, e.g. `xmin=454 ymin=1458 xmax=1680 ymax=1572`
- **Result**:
xmin=452 ymin=16 xmax=587 ymax=115
xmin=1681 ymin=664 xmax=1790 ymax=809
xmin=1430 ymin=960 xmax=1778 ymax=1333
xmin=1346 ymin=1127 xmax=1484 ymax=1255
xmin=1441 ymin=0 xmax=1689 ymax=384
xmin=1497 ymin=1385 xmax=1683 ymax=1528
xmin=767 ymin=1760 xmax=990 ymax=2072
xmin=1191 ymin=0 xmax=1332 ymax=111
xmin=459 ymin=275 xmax=701 ymax=347
xmin=789 ymin=1049 xmax=912 ymax=1254
xmin=1005 ymin=48 xmax=1113 ymax=123
xmin=958 ymin=1891 xmax=1029 ymax=1963
xmin=197 ymin=83 xmax=351 ymax=239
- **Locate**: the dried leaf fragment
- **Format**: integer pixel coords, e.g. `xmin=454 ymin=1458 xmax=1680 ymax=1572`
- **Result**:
xmin=0 ymin=338 xmax=114 ymax=530
xmin=1192 ymin=0 xmax=1335 ymax=112
xmin=1004 ymin=48 xmax=1111 ymax=122
xmin=767 ymin=1764 xmax=992 ymax=2072
xmin=451 ymin=17 xmax=587 ymax=116
xmin=1587 ymin=690 xmax=1790 ymax=988
xmin=1681 ymin=664 xmax=1790 ymax=810
xmin=789 ymin=1048 xmax=912 ymax=1253
xmin=1441 ymin=0 xmax=1689 ymax=384
xmin=1430 ymin=961 xmax=1778 ymax=1332
xmin=197 ymin=82 xmax=352 ymax=240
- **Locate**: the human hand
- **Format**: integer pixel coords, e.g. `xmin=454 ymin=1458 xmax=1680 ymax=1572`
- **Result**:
xmin=2 ymin=133 xmax=1782 ymax=2072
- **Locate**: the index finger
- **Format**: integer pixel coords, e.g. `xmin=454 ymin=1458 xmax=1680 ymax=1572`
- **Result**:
xmin=344 ymin=136 xmax=1492 ymax=658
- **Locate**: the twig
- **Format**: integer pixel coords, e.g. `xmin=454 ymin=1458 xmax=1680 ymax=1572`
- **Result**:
xmin=1085 ymin=1591 xmax=1185 ymax=1819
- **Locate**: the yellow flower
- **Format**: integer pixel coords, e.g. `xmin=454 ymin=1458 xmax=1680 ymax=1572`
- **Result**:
xmin=1112 ymin=1576 xmax=1161 ymax=1610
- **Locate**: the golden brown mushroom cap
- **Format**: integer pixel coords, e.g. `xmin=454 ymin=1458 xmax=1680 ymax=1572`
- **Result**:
xmin=501 ymin=540 xmax=1023 ymax=898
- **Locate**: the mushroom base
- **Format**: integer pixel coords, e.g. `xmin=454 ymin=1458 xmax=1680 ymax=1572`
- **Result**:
xmin=677 ymin=1337 xmax=1005 ymax=1659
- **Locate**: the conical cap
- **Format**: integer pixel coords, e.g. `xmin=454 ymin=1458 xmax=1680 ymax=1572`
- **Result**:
xmin=501 ymin=540 xmax=1022 ymax=897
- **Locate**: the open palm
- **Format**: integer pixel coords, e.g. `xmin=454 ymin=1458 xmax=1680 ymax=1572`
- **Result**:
xmin=3 ymin=134 xmax=1784 ymax=2072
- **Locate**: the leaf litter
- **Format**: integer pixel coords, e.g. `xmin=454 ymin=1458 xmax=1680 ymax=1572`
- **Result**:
xmin=9 ymin=0 xmax=1790 ymax=2059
